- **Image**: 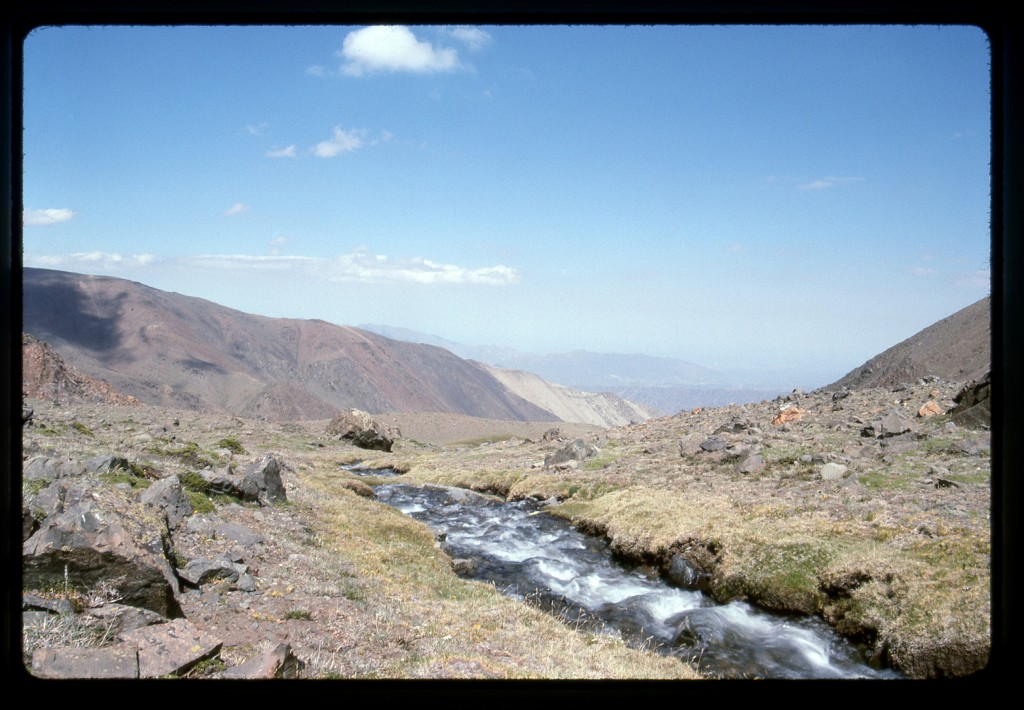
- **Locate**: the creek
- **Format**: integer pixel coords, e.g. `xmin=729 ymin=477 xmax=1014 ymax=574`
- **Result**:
xmin=347 ymin=466 xmax=898 ymax=679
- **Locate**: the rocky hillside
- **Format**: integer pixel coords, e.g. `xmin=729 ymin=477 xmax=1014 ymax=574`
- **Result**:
xmin=479 ymin=363 xmax=660 ymax=427
xmin=23 ymin=268 xmax=558 ymax=423
xmin=22 ymin=333 xmax=139 ymax=407
xmin=828 ymin=297 xmax=990 ymax=391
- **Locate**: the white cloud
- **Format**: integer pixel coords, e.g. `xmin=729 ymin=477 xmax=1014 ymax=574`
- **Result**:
xmin=338 ymin=26 xmax=462 ymax=76
xmin=266 ymin=145 xmax=297 ymax=158
xmin=443 ymin=26 xmax=493 ymax=51
xmin=797 ymin=176 xmax=864 ymax=190
xmin=243 ymin=123 xmax=269 ymax=136
xmin=314 ymin=127 xmax=365 ymax=157
xmin=25 ymin=252 xmax=156 ymax=269
xmin=910 ymin=266 xmax=935 ymax=276
xmin=193 ymin=249 xmax=520 ymax=286
xmin=24 ymin=208 xmax=75 ymax=226
xmin=26 ymin=248 xmax=521 ymax=287
xmin=224 ymin=203 xmax=250 ymax=217
xmin=306 ymin=64 xmax=327 ymax=77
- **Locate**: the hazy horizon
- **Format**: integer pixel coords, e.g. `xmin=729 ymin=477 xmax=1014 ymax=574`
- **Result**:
xmin=22 ymin=25 xmax=991 ymax=384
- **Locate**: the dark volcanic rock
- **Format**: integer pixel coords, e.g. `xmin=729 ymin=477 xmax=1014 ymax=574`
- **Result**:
xmin=949 ymin=371 xmax=991 ymax=429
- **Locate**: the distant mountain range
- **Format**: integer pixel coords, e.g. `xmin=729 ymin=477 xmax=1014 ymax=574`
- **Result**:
xmin=360 ymin=324 xmax=790 ymax=412
xmin=21 ymin=268 xmax=652 ymax=426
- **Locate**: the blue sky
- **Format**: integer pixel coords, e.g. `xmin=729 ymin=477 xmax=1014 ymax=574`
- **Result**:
xmin=21 ymin=24 xmax=991 ymax=386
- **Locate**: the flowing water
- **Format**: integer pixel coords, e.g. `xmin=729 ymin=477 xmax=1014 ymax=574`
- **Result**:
xmin=371 ymin=480 xmax=900 ymax=679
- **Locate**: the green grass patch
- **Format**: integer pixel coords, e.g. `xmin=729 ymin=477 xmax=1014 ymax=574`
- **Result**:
xmin=179 ymin=470 xmax=211 ymax=494
xmin=71 ymin=421 xmax=94 ymax=437
xmin=145 ymin=441 xmax=219 ymax=469
xmin=284 ymin=609 xmax=313 ymax=620
xmin=99 ymin=471 xmax=152 ymax=490
xmin=214 ymin=437 xmax=247 ymax=454
xmin=185 ymin=490 xmax=215 ymax=514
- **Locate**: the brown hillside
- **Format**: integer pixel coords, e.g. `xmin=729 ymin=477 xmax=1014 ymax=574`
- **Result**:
xmin=23 ymin=268 xmax=558 ymax=422
xmin=828 ymin=296 xmax=990 ymax=390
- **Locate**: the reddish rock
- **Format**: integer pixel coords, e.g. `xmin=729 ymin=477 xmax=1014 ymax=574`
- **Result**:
xmin=771 ymin=406 xmax=806 ymax=426
xmin=918 ymin=400 xmax=943 ymax=418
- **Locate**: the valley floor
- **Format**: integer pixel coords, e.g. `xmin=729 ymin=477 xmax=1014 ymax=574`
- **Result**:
xmin=18 ymin=378 xmax=992 ymax=680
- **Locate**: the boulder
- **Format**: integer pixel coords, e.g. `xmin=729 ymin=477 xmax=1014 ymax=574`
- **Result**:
xmin=23 ymin=481 xmax=182 ymax=618
xmin=544 ymin=439 xmax=601 ymax=467
xmin=861 ymin=409 xmax=912 ymax=439
xmin=917 ymin=400 xmax=944 ymax=418
xmin=327 ymin=409 xmax=398 ymax=452
xmin=140 ymin=475 xmax=193 ymax=529
xmin=699 ymin=437 xmax=727 ymax=452
xmin=241 ymin=455 xmax=288 ymax=504
xmin=221 ymin=643 xmax=304 ymax=679
xmin=199 ymin=454 xmax=287 ymax=505
xmin=771 ymin=406 xmax=806 ymax=426
xmin=736 ymin=452 xmax=765 ymax=475
xmin=819 ymin=463 xmax=849 ymax=481
xmin=949 ymin=372 xmax=991 ymax=429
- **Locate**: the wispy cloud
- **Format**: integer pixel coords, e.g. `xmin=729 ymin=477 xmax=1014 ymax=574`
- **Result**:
xmin=442 ymin=26 xmax=493 ymax=52
xmin=24 ymin=208 xmax=75 ymax=226
xmin=338 ymin=26 xmax=464 ymax=76
xmin=314 ymin=127 xmax=365 ymax=157
xmin=797 ymin=176 xmax=864 ymax=190
xmin=224 ymin=203 xmax=250 ymax=217
xmin=266 ymin=145 xmax=297 ymax=158
xmin=26 ymin=249 xmax=521 ymax=287
xmin=305 ymin=65 xmax=327 ymax=77
xmin=910 ymin=266 xmax=935 ymax=276
xmin=243 ymin=123 xmax=269 ymax=136
xmin=26 ymin=252 xmax=156 ymax=269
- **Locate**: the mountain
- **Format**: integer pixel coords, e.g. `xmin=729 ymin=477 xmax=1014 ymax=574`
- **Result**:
xmin=478 ymin=364 xmax=661 ymax=427
xmin=827 ymin=296 xmax=990 ymax=390
xmin=22 ymin=268 xmax=559 ymax=422
xmin=359 ymin=324 xmax=793 ymax=412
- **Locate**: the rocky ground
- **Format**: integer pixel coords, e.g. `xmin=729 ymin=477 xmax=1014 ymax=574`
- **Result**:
xmin=18 ymin=372 xmax=992 ymax=680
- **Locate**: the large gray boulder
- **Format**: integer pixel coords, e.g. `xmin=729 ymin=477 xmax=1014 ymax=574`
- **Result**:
xmin=327 ymin=409 xmax=398 ymax=452
xmin=23 ymin=481 xmax=182 ymax=618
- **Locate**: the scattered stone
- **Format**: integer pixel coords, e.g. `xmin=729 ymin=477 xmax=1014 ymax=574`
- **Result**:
xmin=178 ymin=558 xmax=243 ymax=587
xmin=771 ymin=406 xmax=806 ymax=426
xmin=949 ymin=372 xmax=991 ymax=429
xmin=31 ymin=645 xmax=141 ymax=679
xmin=241 ymin=454 xmax=288 ymax=504
xmin=221 ymin=643 xmax=304 ymax=679
xmin=544 ymin=439 xmax=600 ymax=467
xmin=699 ymin=437 xmax=727 ymax=452
xmin=678 ymin=434 xmax=704 ymax=456
xmin=23 ymin=592 xmax=76 ymax=615
xmin=119 ymin=618 xmax=222 ymax=678
xmin=213 ymin=522 xmax=264 ymax=547
xmin=541 ymin=427 xmax=561 ymax=442
xmin=327 ymin=409 xmax=398 ymax=451
xmin=862 ymin=409 xmax=913 ymax=439
xmin=820 ymin=463 xmax=849 ymax=481
xmin=736 ymin=452 xmax=765 ymax=475
xmin=23 ymin=455 xmax=85 ymax=483
xmin=935 ymin=478 xmax=960 ymax=489
xmin=140 ymin=475 xmax=193 ymax=529
xmin=86 ymin=603 xmax=165 ymax=634
xmin=917 ymin=401 xmax=944 ymax=418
